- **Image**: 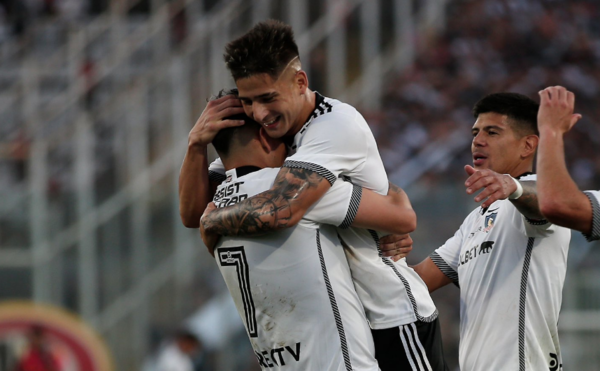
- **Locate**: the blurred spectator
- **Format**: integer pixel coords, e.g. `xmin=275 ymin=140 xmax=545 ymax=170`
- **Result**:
xmin=149 ymin=329 xmax=209 ymax=371
xmin=170 ymin=5 xmax=188 ymax=47
xmin=0 ymin=0 xmax=28 ymax=36
xmin=375 ymin=0 xmax=600 ymax=190
xmin=41 ymin=0 xmax=56 ymax=16
xmin=14 ymin=325 xmax=61 ymax=371
xmin=80 ymin=55 xmax=97 ymax=111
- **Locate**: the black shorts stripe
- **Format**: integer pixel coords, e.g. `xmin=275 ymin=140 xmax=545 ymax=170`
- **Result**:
xmin=339 ymin=184 xmax=362 ymax=229
xmin=283 ymin=160 xmax=337 ymax=186
xmin=372 ymin=319 xmax=448 ymax=371
xmin=400 ymin=324 xmax=432 ymax=370
xmin=583 ymin=191 xmax=600 ymax=241
xmin=316 ymin=229 xmax=353 ymax=371
xmin=369 ymin=230 xmax=438 ymax=323
xmin=518 ymin=237 xmax=535 ymax=371
xmin=408 ymin=323 xmax=433 ymax=370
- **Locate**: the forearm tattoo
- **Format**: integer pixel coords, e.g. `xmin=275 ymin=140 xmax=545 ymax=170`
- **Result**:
xmin=388 ymin=182 xmax=403 ymax=196
xmin=512 ymin=181 xmax=544 ymax=220
xmin=202 ymin=167 xmax=326 ymax=236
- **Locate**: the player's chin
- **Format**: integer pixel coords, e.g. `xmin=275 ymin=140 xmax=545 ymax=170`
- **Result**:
xmin=264 ymin=127 xmax=286 ymax=139
xmin=472 ymin=162 xmax=490 ymax=171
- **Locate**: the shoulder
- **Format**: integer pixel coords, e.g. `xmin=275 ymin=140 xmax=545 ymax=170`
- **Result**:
xmin=299 ymin=98 xmax=368 ymax=146
xmin=316 ymin=97 xmax=365 ymax=125
xmin=302 ymin=95 xmax=366 ymax=134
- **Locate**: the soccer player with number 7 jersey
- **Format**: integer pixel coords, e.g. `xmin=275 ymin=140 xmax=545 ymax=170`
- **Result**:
xmin=181 ymin=20 xmax=447 ymax=371
xmin=204 ymin=91 xmax=417 ymax=369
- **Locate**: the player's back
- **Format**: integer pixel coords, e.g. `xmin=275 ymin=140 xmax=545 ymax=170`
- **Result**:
xmin=213 ymin=167 xmax=378 ymax=371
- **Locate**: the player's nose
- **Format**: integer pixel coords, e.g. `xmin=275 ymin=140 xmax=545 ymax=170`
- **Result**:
xmin=472 ymin=131 xmax=486 ymax=147
xmin=253 ymin=103 xmax=269 ymax=123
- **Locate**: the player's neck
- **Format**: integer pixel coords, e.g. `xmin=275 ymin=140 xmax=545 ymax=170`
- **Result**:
xmin=288 ymin=89 xmax=316 ymax=137
xmin=506 ymin=161 xmax=534 ymax=178
xmin=222 ymin=152 xmax=270 ymax=172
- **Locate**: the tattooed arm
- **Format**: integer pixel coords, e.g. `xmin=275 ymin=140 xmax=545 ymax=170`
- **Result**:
xmin=201 ymin=167 xmax=331 ymax=236
xmin=464 ymin=165 xmax=544 ymax=220
xmin=510 ymin=181 xmax=544 ymax=221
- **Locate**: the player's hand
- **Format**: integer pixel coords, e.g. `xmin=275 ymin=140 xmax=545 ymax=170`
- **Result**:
xmin=379 ymin=234 xmax=413 ymax=262
xmin=189 ymin=94 xmax=245 ymax=148
xmin=465 ymin=165 xmax=516 ymax=208
xmin=200 ymin=202 xmax=220 ymax=256
xmin=537 ymin=86 xmax=582 ymax=136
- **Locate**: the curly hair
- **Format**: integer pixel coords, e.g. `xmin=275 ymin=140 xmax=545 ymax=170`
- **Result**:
xmin=224 ymin=20 xmax=300 ymax=81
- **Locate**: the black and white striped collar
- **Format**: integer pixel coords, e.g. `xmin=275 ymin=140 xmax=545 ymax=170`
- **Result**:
xmin=291 ymin=92 xmax=334 ymax=151
xmin=516 ymin=172 xmax=534 ymax=180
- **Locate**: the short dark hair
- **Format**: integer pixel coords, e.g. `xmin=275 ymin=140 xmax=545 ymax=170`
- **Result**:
xmin=211 ymin=88 xmax=260 ymax=157
xmin=223 ymin=20 xmax=300 ymax=81
xmin=472 ymin=93 xmax=539 ymax=136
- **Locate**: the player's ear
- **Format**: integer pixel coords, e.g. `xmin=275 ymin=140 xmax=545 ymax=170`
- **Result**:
xmin=521 ymin=134 xmax=538 ymax=158
xmin=296 ymin=70 xmax=308 ymax=94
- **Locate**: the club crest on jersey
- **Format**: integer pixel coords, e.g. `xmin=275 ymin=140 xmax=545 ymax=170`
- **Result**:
xmin=484 ymin=212 xmax=497 ymax=233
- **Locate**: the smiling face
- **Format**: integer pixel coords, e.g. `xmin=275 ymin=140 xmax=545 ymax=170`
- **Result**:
xmin=471 ymin=112 xmax=535 ymax=176
xmin=236 ymin=69 xmax=308 ymax=139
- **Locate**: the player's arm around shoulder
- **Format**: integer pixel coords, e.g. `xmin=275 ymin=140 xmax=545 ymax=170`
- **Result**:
xmin=348 ymin=182 xmax=417 ymax=262
xmin=201 ymin=166 xmax=332 ymax=236
xmin=351 ymin=182 xmax=417 ymax=234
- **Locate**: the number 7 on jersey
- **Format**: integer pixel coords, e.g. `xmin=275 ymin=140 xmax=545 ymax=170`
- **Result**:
xmin=217 ymin=246 xmax=258 ymax=337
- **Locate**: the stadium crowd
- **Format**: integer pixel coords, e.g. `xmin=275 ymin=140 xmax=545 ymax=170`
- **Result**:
xmin=372 ymin=0 xmax=600 ymax=191
xmin=2 ymin=0 xmax=600 ymax=370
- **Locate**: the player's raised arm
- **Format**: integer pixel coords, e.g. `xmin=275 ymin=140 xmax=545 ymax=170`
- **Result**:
xmin=536 ymin=86 xmax=592 ymax=235
xmin=179 ymin=94 xmax=245 ymax=228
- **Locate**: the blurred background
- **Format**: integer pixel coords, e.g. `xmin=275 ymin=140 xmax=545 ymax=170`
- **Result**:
xmin=1 ymin=0 xmax=600 ymax=370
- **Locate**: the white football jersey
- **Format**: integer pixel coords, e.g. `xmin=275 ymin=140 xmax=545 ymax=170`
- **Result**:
xmin=213 ymin=166 xmax=379 ymax=371
xmin=209 ymin=93 xmax=437 ymax=329
xmin=583 ymin=190 xmax=600 ymax=241
xmin=284 ymin=93 xmax=437 ymax=328
xmin=432 ymin=174 xmax=571 ymax=371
